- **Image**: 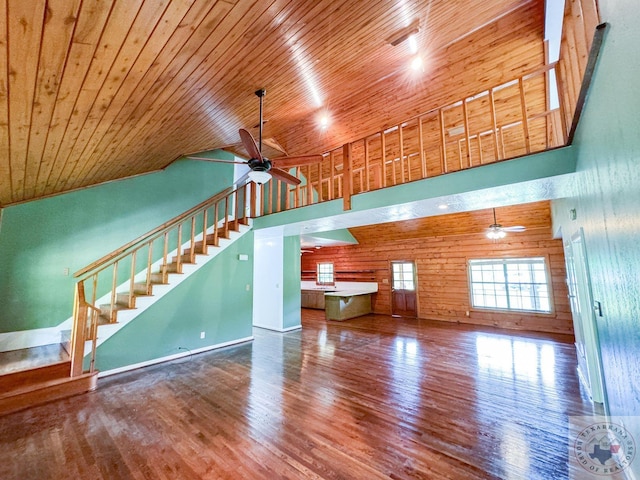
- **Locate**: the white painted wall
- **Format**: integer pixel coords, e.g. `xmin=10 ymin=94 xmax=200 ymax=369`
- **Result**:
xmin=252 ymin=228 xmax=285 ymax=330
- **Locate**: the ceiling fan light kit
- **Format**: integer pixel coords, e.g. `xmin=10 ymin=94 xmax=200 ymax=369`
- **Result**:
xmin=247 ymin=170 xmax=272 ymax=184
xmin=486 ymin=207 xmax=526 ymax=239
xmin=486 ymin=227 xmax=507 ymax=240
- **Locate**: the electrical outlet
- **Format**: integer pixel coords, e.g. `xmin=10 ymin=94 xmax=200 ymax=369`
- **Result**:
xmin=200 ymin=331 xmax=205 ymax=339
xmin=246 ymin=284 xmax=250 ymax=291
xmin=63 ymin=267 xmax=70 ymax=276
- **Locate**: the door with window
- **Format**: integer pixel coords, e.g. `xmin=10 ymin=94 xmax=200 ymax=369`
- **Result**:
xmin=391 ymin=261 xmax=417 ymax=317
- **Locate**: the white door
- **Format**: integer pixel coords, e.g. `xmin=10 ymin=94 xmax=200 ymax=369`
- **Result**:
xmin=564 ymin=229 xmax=607 ymax=406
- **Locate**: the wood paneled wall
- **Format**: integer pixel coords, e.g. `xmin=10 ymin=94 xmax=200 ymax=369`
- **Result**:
xmin=301 ymin=202 xmax=574 ymax=335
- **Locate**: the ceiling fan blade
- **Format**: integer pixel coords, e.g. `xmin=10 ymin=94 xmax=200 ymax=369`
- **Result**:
xmin=271 ymin=154 xmax=324 ymax=168
xmin=270 ymin=167 xmax=302 ymax=185
xmin=186 ymin=155 xmax=248 ymax=165
xmin=503 ymin=226 xmax=527 ymax=232
xmin=239 ymin=128 xmax=263 ymax=161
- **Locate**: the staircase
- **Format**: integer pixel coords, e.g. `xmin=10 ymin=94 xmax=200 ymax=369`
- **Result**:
xmin=0 ymin=180 xmax=255 ymax=416
xmin=86 ymin=217 xmax=252 ymax=351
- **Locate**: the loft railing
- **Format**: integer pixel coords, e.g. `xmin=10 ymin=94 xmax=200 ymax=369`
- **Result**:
xmin=69 ymin=178 xmax=256 ymax=377
xmin=256 ymin=61 xmax=567 ymax=215
xmin=255 ymin=7 xmax=603 ymax=216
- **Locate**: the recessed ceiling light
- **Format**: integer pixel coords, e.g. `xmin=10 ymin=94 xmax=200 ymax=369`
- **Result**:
xmin=438 ymin=204 xmax=448 ymax=210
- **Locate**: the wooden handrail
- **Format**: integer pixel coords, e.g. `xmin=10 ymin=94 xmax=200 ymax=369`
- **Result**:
xmin=74 ymin=173 xmax=249 ymax=278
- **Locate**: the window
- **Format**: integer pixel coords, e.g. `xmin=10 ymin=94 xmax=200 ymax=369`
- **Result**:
xmin=316 ymin=262 xmax=334 ymax=285
xmin=468 ymin=257 xmax=551 ymax=313
xmin=391 ymin=262 xmax=415 ymax=290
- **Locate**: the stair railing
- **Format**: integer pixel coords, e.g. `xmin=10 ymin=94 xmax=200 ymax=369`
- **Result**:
xmin=70 ymin=177 xmax=254 ymax=377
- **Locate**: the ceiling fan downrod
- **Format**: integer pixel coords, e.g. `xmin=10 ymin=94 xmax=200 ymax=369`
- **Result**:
xmin=255 ymin=88 xmax=266 ymax=154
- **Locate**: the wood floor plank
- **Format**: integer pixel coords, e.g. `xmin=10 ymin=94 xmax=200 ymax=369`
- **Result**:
xmin=0 ymin=310 xmax=596 ymax=479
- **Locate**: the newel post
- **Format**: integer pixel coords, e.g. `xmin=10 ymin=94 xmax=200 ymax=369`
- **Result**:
xmin=70 ymin=283 xmax=88 ymax=377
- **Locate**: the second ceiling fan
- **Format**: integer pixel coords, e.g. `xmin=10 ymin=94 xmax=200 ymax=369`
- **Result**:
xmin=486 ymin=208 xmax=526 ymax=239
xmin=190 ymin=89 xmax=323 ymax=185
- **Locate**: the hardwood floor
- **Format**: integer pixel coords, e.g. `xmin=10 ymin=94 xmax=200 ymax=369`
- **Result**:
xmin=0 ymin=310 xmax=597 ymax=479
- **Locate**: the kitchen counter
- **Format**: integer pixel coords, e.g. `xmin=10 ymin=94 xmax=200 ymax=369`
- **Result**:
xmin=324 ymin=290 xmax=374 ymax=321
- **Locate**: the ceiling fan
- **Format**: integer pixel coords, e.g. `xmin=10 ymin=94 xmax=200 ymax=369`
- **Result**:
xmin=486 ymin=208 xmax=526 ymax=239
xmin=188 ymin=89 xmax=323 ymax=185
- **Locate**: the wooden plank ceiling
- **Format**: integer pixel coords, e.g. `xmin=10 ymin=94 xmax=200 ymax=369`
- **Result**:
xmin=347 ymin=201 xmax=552 ymax=243
xmin=0 ymin=0 xmax=544 ymax=206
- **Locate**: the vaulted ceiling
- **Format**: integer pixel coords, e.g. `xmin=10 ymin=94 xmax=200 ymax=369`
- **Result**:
xmin=0 ymin=0 xmax=545 ymax=206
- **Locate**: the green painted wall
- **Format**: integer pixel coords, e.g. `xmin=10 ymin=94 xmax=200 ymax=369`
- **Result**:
xmin=552 ymin=0 xmax=640 ymax=425
xmin=282 ymin=235 xmax=301 ymax=330
xmin=0 ymin=157 xmax=234 ymax=333
xmin=308 ymin=229 xmax=358 ymax=244
xmin=94 ymin=231 xmax=254 ymax=372
xmin=253 ymin=146 xmax=576 ymax=230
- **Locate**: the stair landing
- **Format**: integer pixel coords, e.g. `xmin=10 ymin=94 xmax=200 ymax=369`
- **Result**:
xmin=0 ymin=343 xmax=69 ymax=376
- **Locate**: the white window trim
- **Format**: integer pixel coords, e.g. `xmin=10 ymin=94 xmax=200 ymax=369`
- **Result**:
xmin=316 ymin=262 xmax=335 ymax=285
xmin=468 ymin=257 xmax=553 ymax=314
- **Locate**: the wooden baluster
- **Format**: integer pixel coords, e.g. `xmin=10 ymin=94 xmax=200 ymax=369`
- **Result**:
xmin=275 ymin=180 xmax=282 ymax=212
xmin=418 ymin=117 xmax=426 ymax=179
xmin=438 ymin=109 xmax=447 ymax=174
xmin=554 ymin=65 xmax=569 ymax=144
xmin=188 ymin=217 xmax=196 ymax=263
xmin=329 ymin=150 xmax=335 ymax=200
xmin=146 ymin=241 xmax=153 ymax=294
xmin=462 ymin=98 xmax=472 ymax=167
xmin=162 ymin=231 xmax=169 ymax=277
xmin=458 ymin=139 xmax=464 ymax=170
xmin=285 ymin=182 xmax=290 ymax=210
xmin=110 ymin=261 xmax=118 ymax=323
xmin=223 ymin=196 xmax=229 ymax=238
xmin=306 ymin=164 xmax=313 ymax=205
xmin=176 ymin=224 xmax=183 ymax=274
xmin=399 ymin=126 xmax=406 ymax=183
xmin=213 ymin=203 xmax=219 ymax=247
xmin=318 ymin=157 xmax=323 ymax=202
xmin=294 ymin=167 xmax=301 ymax=208
xmin=519 ymin=77 xmax=531 ymax=153
xmin=381 ymin=132 xmax=387 ymax=187
xmin=250 ymin=182 xmax=257 ymax=218
xmin=128 ymin=251 xmax=136 ymax=308
xmin=478 ymin=135 xmax=484 ymax=165
xmin=343 ymin=143 xmax=353 ymax=211
xmin=232 ymin=188 xmax=240 ymax=232
xmin=488 ymin=88 xmax=500 ymax=161
xmin=364 ymin=137 xmax=370 ymax=191
xmin=201 ymin=208 xmax=208 ymax=254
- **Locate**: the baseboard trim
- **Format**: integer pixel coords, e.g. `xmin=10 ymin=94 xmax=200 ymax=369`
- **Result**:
xmin=253 ymin=324 xmax=302 ymax=333
xmin=97 ymin=336 xmax=254 ymax=378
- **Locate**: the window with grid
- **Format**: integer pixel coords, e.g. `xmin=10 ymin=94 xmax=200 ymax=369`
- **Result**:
xmin=392 ymin=262 xmax=415 ymax=290
xmin=468 ymin=258 xmax=551 ymax=313
xmin=316 ymin=262 xmax=335 ymax=285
